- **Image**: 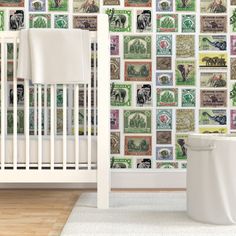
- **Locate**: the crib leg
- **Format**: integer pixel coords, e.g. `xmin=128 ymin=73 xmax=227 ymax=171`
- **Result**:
xmin=97 ymin=14 xmax=110 ymax=209
xmin=97 ymin=167 xmax=110 ymax=209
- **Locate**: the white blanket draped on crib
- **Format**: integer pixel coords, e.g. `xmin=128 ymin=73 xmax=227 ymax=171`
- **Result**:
xmin=17 ymin=29 xmax=91 ymax=84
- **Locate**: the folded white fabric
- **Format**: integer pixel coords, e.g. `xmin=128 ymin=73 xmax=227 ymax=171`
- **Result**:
xmin=17 ymin=29 xmax=91 ymax=84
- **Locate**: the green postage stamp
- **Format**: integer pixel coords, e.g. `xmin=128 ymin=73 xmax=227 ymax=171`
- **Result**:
xmin=0 ymin=11 xmax=4 ymax=31
xmin=110 ymin=157 xmax=132 ymax=168
xmin=176 ymin=0 xmax=195 ymax=11
xmin=110 ymin=83 xmax=132 ymax=106
xmin=106 ymin=9 xmax=132 ymax=32
xmin=156 ymin=14 xmax=178 ymax=32
xmin=156 ymin=35 xmax=172 ymax=55
xmin=124 ymin=36 xmax=152 ymax=59
xmin=182 ymin=15 xmax=195 ymax=33
xmin=156 ymin=109 xmax=172 ymax=129
xmin=29 ymin=14 xmax=51 ymax=28
xmin=124 ymin=110 xmax=151 ymax=133
xmin=48 ymin=0 xmax=68 ymax=11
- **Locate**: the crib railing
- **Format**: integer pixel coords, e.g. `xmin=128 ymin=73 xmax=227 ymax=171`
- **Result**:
xmin=0 ymin=15 xmax=110 ymax=208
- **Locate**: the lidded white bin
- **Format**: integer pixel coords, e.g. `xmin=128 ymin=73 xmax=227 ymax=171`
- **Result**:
xmin=186 ymin=134 xmax=236 ymax=225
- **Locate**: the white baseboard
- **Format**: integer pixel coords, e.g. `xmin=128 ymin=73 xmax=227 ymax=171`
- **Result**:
xmin=0 ymin=171 xmax=186 ymax=189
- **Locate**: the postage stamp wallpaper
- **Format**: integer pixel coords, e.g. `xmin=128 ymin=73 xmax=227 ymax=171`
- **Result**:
xmin=0 ymin=0 xmax=235 ymax=170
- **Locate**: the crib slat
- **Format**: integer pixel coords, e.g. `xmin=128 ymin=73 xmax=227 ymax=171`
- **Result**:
xmin=74 ymin=84 xmax=79 ymax=170
xmin=88 ymin=83 xmax=91 ymax=170
xmin=34 ymin=84 xmax=37 ymax=135
xmin=38 ymin=85 xmax=42 ymax=169
xmin=93 ymin=42 xmax=97 ymax=136
xmin=50 ymin=85 xmax=55 ymax=169
xmin=13 ymin=38 xmax=17 ymax=170
xmin=24 ymin=80 xmax=30 ymax=170
xmin=84 ymin=85 xmax=87 ymax=137
xmin=1 ymin=38 xmax=6 ymax=169
xmin=63 ymin=84 xmax=67 ymax=170
xmin=44 ymin=85 xmax=48 ymax=135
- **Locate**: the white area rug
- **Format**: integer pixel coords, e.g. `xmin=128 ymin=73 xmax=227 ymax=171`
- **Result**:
xmin=61 ymin=192 xmax=236 ymax=236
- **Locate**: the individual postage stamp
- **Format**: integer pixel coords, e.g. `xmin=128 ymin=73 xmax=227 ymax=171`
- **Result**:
xmin=54 ymin=15 xmax=68 ymax=28
xmin=200 ymin=0 xmax=226 ymax=13
xmin=175 ymin=134 xmax=188 ymax=160
xmin=199 ymin=109 xmax=227 ymax=125
xmin=125 ymin=136 xmax=152 ymax=156
xmin=200 ymin=90 xmax=227 ymax=107
xmin=231 ymin=82 xmax=236 ymax=106
xmin=199 ymin=53 xmax=227 ymax=69
xmin=110 ymin=83 xmax=132 ymax=106
xmin=200 ymin=16 xmax=227 ymax=33
xmin=199 ymin=35 xmax=227 ymax=51
xmin=176 ymin=109 xmax=195 ymax=132
xmin=124 ymin=0 xmax=152 ymax=7
xmin=176 ymin=0 xmax=195 ymax=11
xmin=111 ymin=109 xmax=119 ymax=129
xmin=110 ymin=132 xmax=120 ymax=154
xmin=200 ymin=72 xmax=227 ymax=88
xmin=0 ymin=0 xmax=24 ymax=7
xmin=124 ymin=61 xmax=152 ymax=82
xmin=230 ymin=110 xmax=236 ymax=129
xmin=48 ymin=0 xmax=68 ymax=11
xmin=136 ymin=10 xmax=152 ymax=32
xmin=136 ymin=84 xmax=152 ymax=107
xmin=156 ymin=131 xmax=172 ymax=144
xmin=176 ymin=35 xmax=195 ymax=58
xmin=175 ymin=60 xmax=195 ymax=86
xmin=103 ymin=0 xmax=120 ymax=5
xmin=29 ymin=14 xmax=51 ymax=28
xmin=111 ymin=58 xmax=120 ymax=80
xmin=106 ymin=9 xmax=132 ymax=33
xmin=156 ymin=14 xmax=178 ymax=32
xmin=9 ymin=10 xmax=24 ymax=30
xmin=231 ymin=58 xmax=236 ymax=80
xmin=124 ymin=35 xmax=152 ymax=59
xmin=7 ymin=110 xmax=24 ymax=134
xmin=181 ymin=15 xmax=195 ymax=33
xmin=157 ymin=88 xmax=178 ymax=106
xmin=110 ymin=157 xmax=132 ymax=168
xmin=156 ymin=162 xmax=178 ymax=169
xmin=156 ymin=57 xmax=172 ymax=70
xmin=231 ymin=36 xmax=236 ymax=55
xmin=156 ymin=0 xmax=173 ymax=12
xmin=8 ymin=83 xmax=24 ymax=107
xmin=110 ymin=35 xmax=119 ymax=56
xmin=73 ymin=0 xmax=99 ymax=13
xmin=231 ymin=8 xmax=236 ymax=32
xmin=199 ymin=127 xmax=227 ymax=134
xmin=182 ymin=89 xmax=196 ymax=107
xmin=73 ymin=16 xmax=97 ymax=31
xmin=124 ymin=110 xmax=151 ymax=133
xmin=156 ymin=146 xmax=173 ymax=160
xmin=137 ymin=158 xmax=152 ymax=168
xmin=181 ymin=162 xmax=187 ymax=169
xmin=156 ymin=109 xmax=172 ymax=129
xmin=156 ymin=72 xmax=173 ymax=86
xmin=0 ymin=11 xmax=4 ymax=31
xmin=156 ymin=35 xmax=172 ymax=55
xmin=29 ymin=0 xmax=46 ymax=11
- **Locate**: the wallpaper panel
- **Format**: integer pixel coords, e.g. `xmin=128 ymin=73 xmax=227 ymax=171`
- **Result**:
xmin=0 ymin=0 xmax=235 ymax=171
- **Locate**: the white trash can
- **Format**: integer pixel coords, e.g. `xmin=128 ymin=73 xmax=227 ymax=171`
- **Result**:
xmin=186 ymin=134 xmax=236 ymax=225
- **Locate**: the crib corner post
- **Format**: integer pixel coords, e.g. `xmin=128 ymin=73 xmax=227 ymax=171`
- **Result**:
xmin=97 ymin=14 xmax=110 ymax=209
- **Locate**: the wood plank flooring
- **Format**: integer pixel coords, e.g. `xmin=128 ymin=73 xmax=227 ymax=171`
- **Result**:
xmin=0 ymin=189 xmax=87 ymax=236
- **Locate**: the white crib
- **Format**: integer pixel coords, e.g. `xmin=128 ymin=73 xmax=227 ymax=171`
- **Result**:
xmin=0 ymin=15 xmax=110 ymax=209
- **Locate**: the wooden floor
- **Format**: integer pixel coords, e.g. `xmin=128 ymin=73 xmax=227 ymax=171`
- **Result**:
xmin=0 ymin=189 xmax=87 ymax=236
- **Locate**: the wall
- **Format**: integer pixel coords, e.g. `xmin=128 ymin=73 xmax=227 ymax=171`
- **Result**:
xmin=0 ymin=0 xmax=235 ymax=188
